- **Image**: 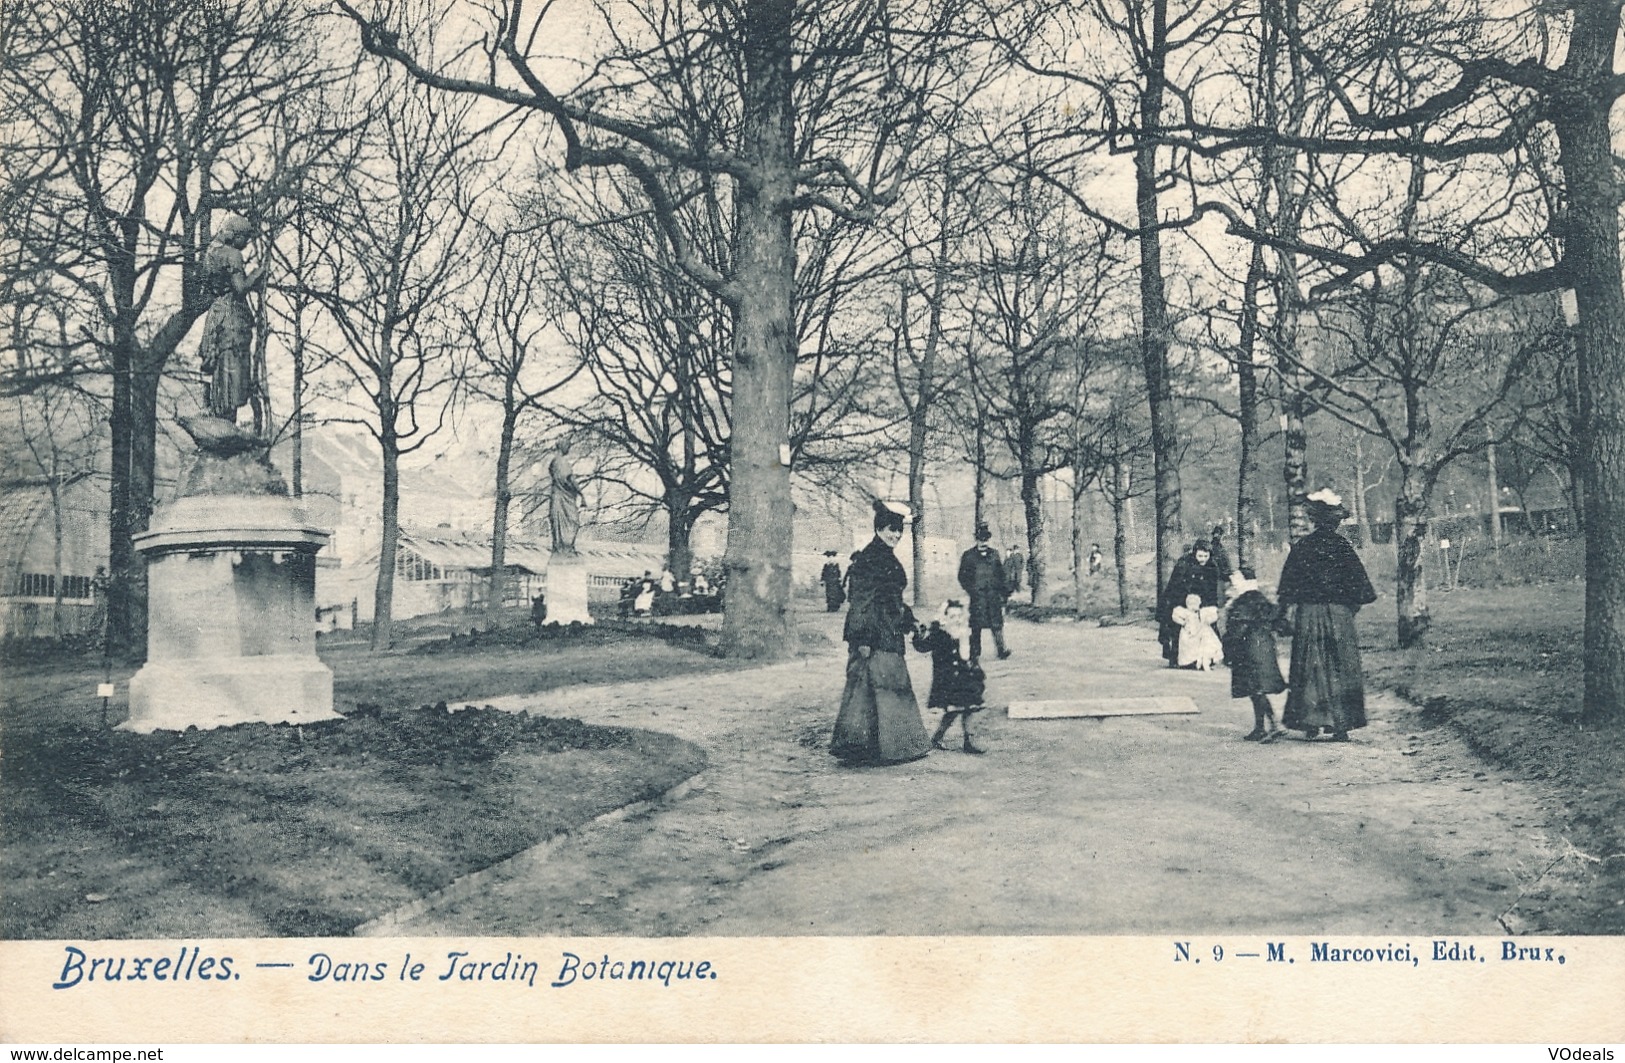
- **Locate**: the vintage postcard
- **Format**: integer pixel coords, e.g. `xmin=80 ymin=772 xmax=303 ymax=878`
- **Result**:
xmin=2 ymin=0 xmax=1623 ymax=1046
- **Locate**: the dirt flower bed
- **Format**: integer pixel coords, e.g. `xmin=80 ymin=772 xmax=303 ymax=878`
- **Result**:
xmin=416 ymin=617 xmax=716 ymax=654
xmin=2 ymin=702 xmax=706 ymax=939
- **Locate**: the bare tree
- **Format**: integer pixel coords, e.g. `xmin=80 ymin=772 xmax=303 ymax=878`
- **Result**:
xmin=543 ymin=175 xmax=732 ymax=580
xmin=0 ymin=0 xmax=344 ymax=658
xmin=982 ymin=0 xmax=1248 ymax=595
xmin=886 ymin=172 xmax=968 ymax=606
xmin=459 ymin=218 xmax=584 ymax=613
xmin=1271 ymin=147 xmax=1548 ymax=646
xmin=1065 ymin=335 xmax=1135 ymax=616
xmin=1512 ymin=309 xmax=1586 ymax=531
xmin=1178 ymin=0 xmax=1625 ymax=720
xmin=303 ymin=66 xmax=511 ymax=650
xmin=336 ymin=0 xmax=982 ymax=658
xmin=1095 ymin=360 xmax=1155 ymax=616
xmin=964 ymin=168 xmax=1120 ymax=605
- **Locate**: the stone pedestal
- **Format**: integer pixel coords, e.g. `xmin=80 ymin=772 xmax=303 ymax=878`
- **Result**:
xmin=545 ymin=552 xmax=594 ymax=626
xmin=125 ymin=491 xmax=339 ymax=733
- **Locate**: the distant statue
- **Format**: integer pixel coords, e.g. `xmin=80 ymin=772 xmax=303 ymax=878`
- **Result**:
xmin=197 ymin=214 xmax=265 ymax=423
xmin=547 ymin=439 xmax=582 ymax=554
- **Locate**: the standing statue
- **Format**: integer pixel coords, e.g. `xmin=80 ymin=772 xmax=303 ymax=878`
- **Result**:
xmin=548 ymin=439 xmax=582 ymax=554
xmin=197 ymin=214 xmax=265 ymax=422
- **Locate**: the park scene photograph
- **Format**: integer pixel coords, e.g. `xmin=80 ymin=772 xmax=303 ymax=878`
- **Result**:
xmin=2 ymin=0 xmax=1624 ymax=946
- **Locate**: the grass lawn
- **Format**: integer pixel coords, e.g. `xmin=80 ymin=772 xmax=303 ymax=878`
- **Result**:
xmin=0 ymin=618 xmax=748 ymax=939
xmin=1354 ymin=578 xmax=1625 ymax=931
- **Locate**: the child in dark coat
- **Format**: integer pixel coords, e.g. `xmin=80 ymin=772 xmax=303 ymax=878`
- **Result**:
xmin=1222 ymin=568 xmax=1289 ymax=742
xmin=911 ymin=599 xmax=987 ymax=754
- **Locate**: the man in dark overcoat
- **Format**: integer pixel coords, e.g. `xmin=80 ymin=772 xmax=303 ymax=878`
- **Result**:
xmin=958 ymin=523 xmax=1012 ymax=661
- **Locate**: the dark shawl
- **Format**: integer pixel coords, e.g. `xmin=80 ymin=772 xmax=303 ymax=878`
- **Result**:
xmin=1277 ymin=528 xmax=1378 ymax=607
xmin=843 ymin=535 xmax=912 ymax=652
xmin=1160 ymin=551 xmax=1222 ymax=624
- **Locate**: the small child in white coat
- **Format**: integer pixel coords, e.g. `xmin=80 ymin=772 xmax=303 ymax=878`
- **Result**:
xmin=1171 ymin=592 xmax=1223 ymax=670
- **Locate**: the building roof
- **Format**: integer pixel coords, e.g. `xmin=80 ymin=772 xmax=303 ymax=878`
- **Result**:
xmin=386 ymin=528 xmax=666 ymax=577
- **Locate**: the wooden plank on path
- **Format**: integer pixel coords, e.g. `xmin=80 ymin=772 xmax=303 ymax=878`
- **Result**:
xmin=1006 ymin=697 xmax=1200 ymax=719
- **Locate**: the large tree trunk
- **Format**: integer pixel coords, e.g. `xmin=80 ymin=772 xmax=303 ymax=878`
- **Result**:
xmin=486 ymin=405 xmax=518 ymax=614
xmin=1112 ymin=457 xmax=1131 ymax=617
xmin=1282 ymin=383 xmax=1310 ymax=543
xmin=1020 ymin=464 xmax=1045 ymax=605
xmin=1561 ymin=357 xmax=1586 ymax=533
xmin=718 ymin=0 xmax=796 ymax=659
xmin=106 ymin=335 xmax=137 ymax=661
xmin=1071 ymin=476 xmax=1087 ymax=617
xmin=1554 ymin=16 xmax=1625 ymax=721
xmin=972 ymin=412 xmax=988 ymax=530
xmin=1234 ymin=242 xmax=1266 ymax=572
xmin=1133 ymin=0 xmax=1184 ymax=596
xmin=907 ymin=231 xmax=948 ymax=608
xmin=371 ymin=435 xmax=400 ymax=651
xmin=666 ymin=503 xmax=695 ymax=587
xmin=1394 ymin=465 xmax=1430 ymax=648
xmin=1136 ymin=34 xmax=1184 ymax=594
xmin=1276 ymin=264 xmax=1311 ymax=544
xmin=50 ymin=479 xmax=65 ymax=637
xmin=121 ymin=351 xmax=163 ymax=660
xmin=1353 ymin=434 xmax=1372 ymax=547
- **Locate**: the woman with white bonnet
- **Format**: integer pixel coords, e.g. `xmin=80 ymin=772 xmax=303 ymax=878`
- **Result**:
xmin=831 ymin=500 xmax=930 ymax=766
xmin=1276 ymin=489 xmax=1378 ymax=741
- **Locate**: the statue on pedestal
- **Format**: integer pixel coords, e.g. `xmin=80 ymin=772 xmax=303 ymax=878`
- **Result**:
xmin=197 ymin=214 xmax=266 ymax=424
xmin=180 ymin=213 xmax=280 ymax=495
xmin=548 ymin=439 xmax=582 ymax=555
xmin=542 ymin=438 xmax=593 ymax=625
xmin=125 ymin=211 xmax=335 ymax=733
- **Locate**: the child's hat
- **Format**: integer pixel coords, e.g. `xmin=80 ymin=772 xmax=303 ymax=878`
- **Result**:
xmin=1229 ymin=569 xmax=1259 ymax=594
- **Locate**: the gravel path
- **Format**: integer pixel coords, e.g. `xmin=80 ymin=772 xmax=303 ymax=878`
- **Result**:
xmin=371 ymin=612 xmax=1578 ymax=936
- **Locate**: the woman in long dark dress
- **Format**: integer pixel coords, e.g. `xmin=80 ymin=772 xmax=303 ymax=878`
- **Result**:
xmin=1277 ymin=491 xmax=1378 ymax=741
xmin=831 ymin=501 xmax=931 ymax=766
xmin=1158 ymin=541 xmax=1221 ymax=666
xmin=197 ymin=214 xmax=264 ymax=420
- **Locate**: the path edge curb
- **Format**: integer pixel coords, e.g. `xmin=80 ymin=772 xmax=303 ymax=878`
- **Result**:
xmin=352 ymin=771 xmax=707 ymax=937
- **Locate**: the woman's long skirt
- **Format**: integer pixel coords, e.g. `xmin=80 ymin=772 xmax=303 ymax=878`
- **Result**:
xmin=199 ymin=294 xmax=253 ymax=418
xmin=831 ymin=649 xmax=930 ymax=765
xmin=1282 ymin=603 xmax=1367 ymax=733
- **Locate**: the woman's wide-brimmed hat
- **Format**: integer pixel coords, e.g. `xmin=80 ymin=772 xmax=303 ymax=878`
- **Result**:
xmin=1305 ymin=488 xmax=1350 ymax=524
xmin=872 ymin=499 xmax=907 ymax=531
